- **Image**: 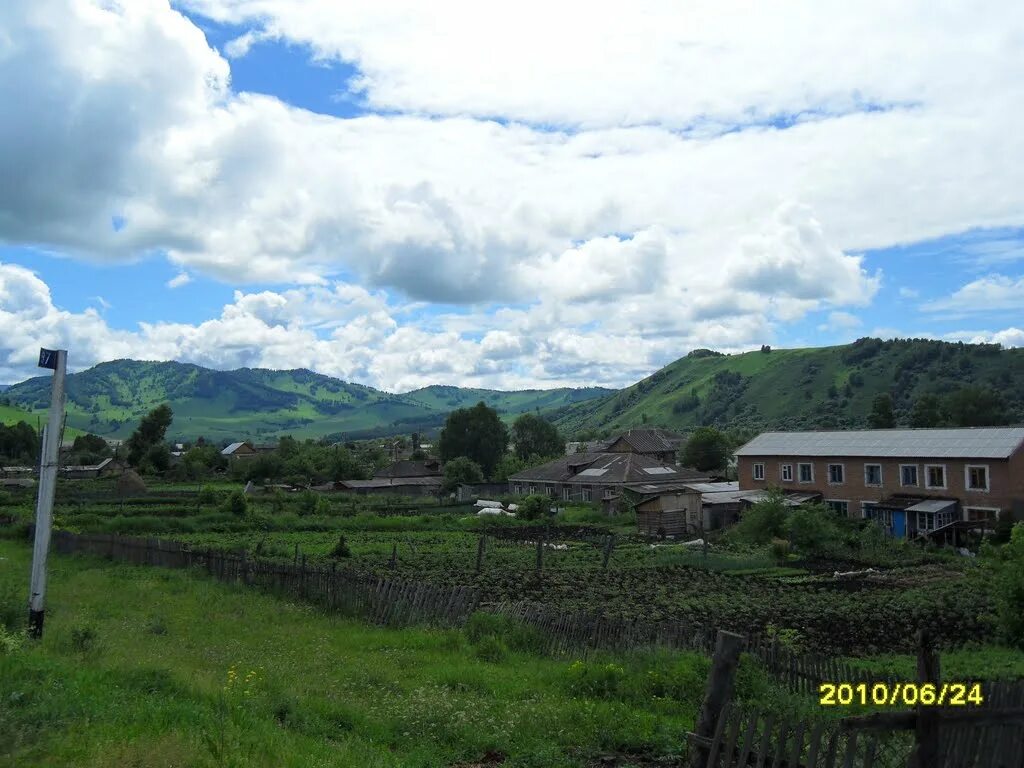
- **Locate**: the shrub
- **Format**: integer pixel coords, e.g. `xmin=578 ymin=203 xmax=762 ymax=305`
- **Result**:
xmin=328 ymin=535 xmax=351 ymax=559
xmin=731 ymin=490 xmax=789 ymax=544
xmin=197 ymin=485 xmax=219 ymax=505
xmin=566 ymin=660 xmax=626 ymax=698
xmin=0 ymin=625 xmax=25 ymax=655
xmin=220 ymin=490 xmax=248 ymax=518
xmin=786 ymin=504 xmax=843 ymax=556
xmin=769 ymin=538 xmax=790 ymax=563
xmin=992 ymin=523 xmax=1024 ymax=648
xmin=516 ymin=494 xmax=550 ymax=521
xmin=472 ymin=635 xmax=508 ymax=663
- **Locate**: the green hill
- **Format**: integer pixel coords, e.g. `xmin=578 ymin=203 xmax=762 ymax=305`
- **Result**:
xmin=552 ymin=338 xmax=1024 ymax=436
xmin=3 ymin=360 xmax=611 ymax=443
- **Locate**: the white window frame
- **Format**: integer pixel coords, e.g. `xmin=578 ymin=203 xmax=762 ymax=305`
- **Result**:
xmin=924 ymin=464 xmax=947 ymax=490
xmin=798 ymin=463 xmax=814 ymax=483
xmin=825 ymin=499 xmax=849 ymax=516
xmin=562 ymin=486 xmax=572 ymax=501
xmin=752 ymin=462 xmax=765 ymax=481
xmin=864 ymin=463 xmax=883 ymax=487
xmin=861 ymin=501 xmax=878 ymax=518
xmin=965 ymin=464 xmax=990 ymax=493
xmin=513 ymin=484 xmax=522 ymax=495
xmin=963 ymin=506 xmax=1000 ymax=523
xmin=780 ymin=464 xmax=793 ymax=482
xmin=827 ymin=463 xmax=845 ymax=485
xmin=582 ymin=486 xmax=592 ymax=502
xmin=899 ymin=464 xmax=919 ymax=488
xmin=529 ymin=485 xmax=537 ymax=495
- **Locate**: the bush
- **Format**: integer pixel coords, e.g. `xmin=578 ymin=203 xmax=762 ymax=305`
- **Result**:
xmin=328 ymin=534 xmax=351 ymax=559
xmin=769 ymin=538 xmax=790 ymax=563
xmin=516 ymin=494 xmax=550 ymax=521
xmin=566 ymin=660 xmax=626 ymax=698
xmin=220 ymin=490 xmax=248 ymax=518
xmin=731 ymin=490 xmax=789 ymax=544
xmin=786 ymin=504 xmax=843 ymax=556
xmin=472 ymin=635 xmax=508 ymax=662
xmin=197 ymin=485 xmax=219 ymax=505
xmin=992 ymin=524 xmax=1024 ymax=648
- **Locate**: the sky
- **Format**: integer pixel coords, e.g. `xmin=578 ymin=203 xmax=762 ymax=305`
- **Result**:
xmin=1 ymin=1 xmax=1023 ymax=392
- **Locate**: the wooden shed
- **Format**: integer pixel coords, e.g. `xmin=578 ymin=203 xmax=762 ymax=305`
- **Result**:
xmin=635 ymin=489 xmax=703 ymax=538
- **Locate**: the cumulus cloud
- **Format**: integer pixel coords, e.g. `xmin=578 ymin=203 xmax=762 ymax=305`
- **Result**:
xmin=817 ymin=311 xmax=863 ymax=332
xmin=923 ymin=275 xmax=1024 ymax=313
xmin=2 ymin=1 xmax=1024 ymax=389
xmin=166 ymin=272 xmax=192 ymax=288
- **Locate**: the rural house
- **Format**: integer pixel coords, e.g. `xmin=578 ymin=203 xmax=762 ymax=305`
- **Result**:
xmin=221 ymin=442 xmax=258 ymax=461
xmin=325 ymin=458 xmax=443 ymax=497
xmin=735 ymin=427 xmax=1024 ymax=538
xmin=509 ymin=433 xmax=710 ymax=506
xmin=602 ymin=428 xmax=686 ymax=463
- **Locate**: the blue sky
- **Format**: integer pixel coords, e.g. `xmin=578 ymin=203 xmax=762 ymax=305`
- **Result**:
xmin=1 ymin=1 xmax=1023 ymax=390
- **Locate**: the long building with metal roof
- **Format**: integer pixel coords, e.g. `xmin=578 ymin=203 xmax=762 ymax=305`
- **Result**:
xmin=735 ymin=427 xmax=1024 ymax=538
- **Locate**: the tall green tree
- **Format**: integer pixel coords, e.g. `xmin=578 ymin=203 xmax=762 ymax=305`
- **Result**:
xmin=680 ymin=427 xmax=729 ymax=472
xmin=0 ymin=421 xmax=40 ymax=463
xmin=126 ymin=404 xmax=173 ymax=468
xmin=945 ymin=386 xmax=1008 ymax=427
xmin=909 ymin=394 xmax=946 ymax=428
xmin=511 ymin=413 xmax=565 ymax=460
xmin=867 ymin=393 xmax=895 ymax=428
xmin=438 ymin=401 xmax=508 ymax=478
xmin=442 ymin=456 xmax=484 ymax=492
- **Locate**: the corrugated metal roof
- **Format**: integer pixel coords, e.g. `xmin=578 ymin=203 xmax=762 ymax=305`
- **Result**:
xmin=906 ymin=498 xmax=957 ymax=513
xmin=734 ymin=428 xmax=1024 ymax=459
xmin=683 ymin=481 xmax=740 ymax=494
xmin=221 ymin=442 xmax=247 ymax=455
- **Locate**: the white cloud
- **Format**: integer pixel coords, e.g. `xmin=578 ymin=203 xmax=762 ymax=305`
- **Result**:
xmin=2 ymin=1 xmax=1024 ymax=388
xmin=166 ymin=272 xmax=192 ymax=288
xmin=817 ymin=311 xmax=862 ymax=332
xmin=898 ymin=287 xmax=920 ymax=299
xmin=944 ymin=327 xmax=1024 ymax=348
xmin=923 ymin=275 xmax=1024 ymax=312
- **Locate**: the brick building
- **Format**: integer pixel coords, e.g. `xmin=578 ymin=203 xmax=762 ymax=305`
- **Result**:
xmin=735 ymin=428 xmax=1024 ymax=538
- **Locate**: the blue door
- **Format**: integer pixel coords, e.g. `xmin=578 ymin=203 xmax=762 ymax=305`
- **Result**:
xmin=892 ymin=510 xmax=906 ymax=538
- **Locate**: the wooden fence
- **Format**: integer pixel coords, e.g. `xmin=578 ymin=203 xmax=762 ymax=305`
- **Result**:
xmin=50 ymin=530 xmax=481 ymax=628
xmin=688 ymin=631 xmax=1024 ymax=768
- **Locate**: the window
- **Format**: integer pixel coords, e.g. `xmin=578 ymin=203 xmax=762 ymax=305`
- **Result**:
xmin=582 ymin=487 xmax=592 ymax=502
xmin=529 ymin=485 xmax=537 ymax=495
xmin=966 ymin=465 xmax=990 ymax=492
xmin=826 ymin=500 xmax=849 ymax=516
xmin=864 ymin=464 xmax=883 ymax=487
xmin=548 ymin=485 xmax=557 ymax=497
xmin=827 ymin=464 xmax=845 ymax=484
xmin=861 ymin=501 xmax=878 ymax=518
xmin=781 ymin=464 xmax=793 ymax=482
xmin=925 ymin=465 xmax=946 ymax=489
xmin=752 ymin=463 xmax=765 ymax=481
xmin=900 ymin=465 xmax=918 ymax=487
xmin=563 ymin=486 xmax=572 ymax=501
xmin=513 ymin=484 xmax=522 ymax=495
xmin=964 ymin=507 xmax=999 ymax=523
xmin=798 ymin=463 xmax=814 ymax=483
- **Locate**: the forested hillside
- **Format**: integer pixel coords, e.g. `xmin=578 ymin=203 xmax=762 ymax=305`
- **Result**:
xmin=552 ymin=338 xmax=1024 ymax=436
xmin=3 ymin=360 xmax=609 ymax=442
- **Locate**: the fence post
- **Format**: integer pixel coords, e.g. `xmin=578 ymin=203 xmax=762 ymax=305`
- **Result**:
xmin=535 ymin=536 xmax=544 ymax=571
xmin=602 ymin=534 xmax=616 ymax=570
xmin=389 ymin=543 xmax=398 ymax=571
xmin=910 ymin=630 xmax=941 ymax=768
xmin=688 ymin=630 xmax=745 ymax=768
xmin=240 ymin=549 xmax=249 ymax=586
xmin=475 ymin=535 xmax=487 ymax=574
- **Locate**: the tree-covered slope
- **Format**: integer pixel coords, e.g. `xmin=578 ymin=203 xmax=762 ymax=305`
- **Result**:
xmin=402 ymin=384 xmax=614 ymax=417
xmin=552 ymin=338 xmax=1024 ymax=436
xmin=3 ymin=360 xmax=610 ymax=442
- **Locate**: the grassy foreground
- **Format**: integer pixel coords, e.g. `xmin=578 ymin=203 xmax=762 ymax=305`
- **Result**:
xmin=0 ymin=539 xmax=719 ymax=768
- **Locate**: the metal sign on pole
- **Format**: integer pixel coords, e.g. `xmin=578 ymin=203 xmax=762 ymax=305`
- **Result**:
xmin=28 ymin=347 xmax=67 ymax=639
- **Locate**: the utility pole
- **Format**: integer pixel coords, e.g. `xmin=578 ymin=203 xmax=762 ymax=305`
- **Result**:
xmin=28 ymin=348 xmax=67 ymax=639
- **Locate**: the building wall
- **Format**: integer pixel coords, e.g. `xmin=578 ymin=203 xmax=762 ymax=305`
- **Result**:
xmin=737 ymin=454 xmax=1020 ymax=520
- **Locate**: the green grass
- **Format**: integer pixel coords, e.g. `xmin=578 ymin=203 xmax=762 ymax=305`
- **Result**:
xmin=0 ymin=538 xmax=717 ymax=767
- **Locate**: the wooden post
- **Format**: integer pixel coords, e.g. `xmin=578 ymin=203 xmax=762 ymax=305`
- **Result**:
xmin=475 ymin=535 xmax=487 ymax=574
xmin=389 ymin=543 xmax=398 ymax=571
xmin=910 ymin=630 xmax=941 ymax=768
xmin=602 ymin=533 xmax=615 ymax=569
xmin=535 ymin=536 xmax=544 ymax=571
xmin=300 ymin=555 xmax=307 ymax=597
xmin=688 ymin=630 xmax=745 ymax=768
xmin=293 ymin=543 xmax=299 ymax=567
